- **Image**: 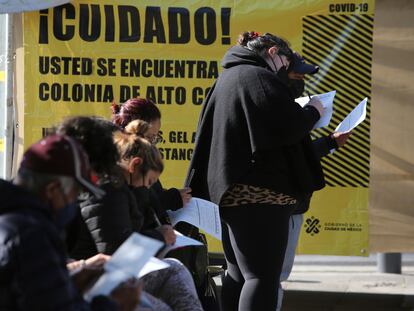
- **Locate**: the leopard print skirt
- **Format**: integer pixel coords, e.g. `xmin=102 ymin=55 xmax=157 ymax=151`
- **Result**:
xmin=220 ymin=184 xmax=297 ymax=207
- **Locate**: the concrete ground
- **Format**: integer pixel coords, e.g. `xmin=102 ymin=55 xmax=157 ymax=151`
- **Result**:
xmin=212 ymin=254 xmax=414 ymax=311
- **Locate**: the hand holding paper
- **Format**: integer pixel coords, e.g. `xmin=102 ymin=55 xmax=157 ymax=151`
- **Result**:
xmin=157 ymin=230 xmax=204 ymax=258
xmin=295 ymin=91 xmax=336 ymax=129
xmin=167 ymin=197 xmax=222 ymax=240
xmin=84 ymin=233 xmax=163 ymax=301
xmin=335 ymin=97 xmax=367 ymax=133
xmin=330 ymin=97 xmax=368 ymax=153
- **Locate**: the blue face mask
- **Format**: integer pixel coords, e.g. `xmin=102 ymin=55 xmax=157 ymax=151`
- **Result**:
xmin=55 ymin=201 xmax=79 ymax=229
xmin=53 ymin=185 xmax=79 ymax=229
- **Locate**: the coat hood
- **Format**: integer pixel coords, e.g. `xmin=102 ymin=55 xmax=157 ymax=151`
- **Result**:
xmin=0 ymin=179 xmax=50 ymax=216
xmin=221 ymin=45 xmax=272 ymax=70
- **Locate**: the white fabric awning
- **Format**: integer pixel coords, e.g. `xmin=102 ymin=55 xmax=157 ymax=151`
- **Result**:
xmin=0 ymin=0 xmax=70 ymax=13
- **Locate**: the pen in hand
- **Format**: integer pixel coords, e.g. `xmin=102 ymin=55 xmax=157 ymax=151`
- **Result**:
xmin=185 ymin=168 xmax=195 ymax=188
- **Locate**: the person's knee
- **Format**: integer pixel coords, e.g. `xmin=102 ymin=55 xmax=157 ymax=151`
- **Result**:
xmin=226 ymin=263 xmax=244 ymax=284
xmin=244 ymin=275 xmax=278 ymax=293
xmin=162 ymin=258 xmax=189 ymax=274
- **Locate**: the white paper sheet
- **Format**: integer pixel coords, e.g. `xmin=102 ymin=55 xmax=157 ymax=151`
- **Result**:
xmin=295 ymin=91 xmax=336 ymax=129
xmin=157 ymin=230 xmax=204 ymax=258
xmin=330 ymin=97 xmax=368 ymax=154
xmin=138 ymin=257 xmax=170 ymax=278
xmin=85 ymin=233 xmax=163 ymax=301
xmin=167 ymin=198 xmax=222 ymax=240
xmin=335 ymin=97 xmax=368 ymax=133
xmin=173 ymin=230 xmax=204 ymax=248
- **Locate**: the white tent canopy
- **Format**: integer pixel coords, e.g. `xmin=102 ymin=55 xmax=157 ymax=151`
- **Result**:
xmin=0 ymin=0 xmax=70 ymax=13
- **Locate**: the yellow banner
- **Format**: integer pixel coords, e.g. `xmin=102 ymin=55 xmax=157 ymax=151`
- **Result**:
xmin=23 ymin=0 xmax=375 ymax=255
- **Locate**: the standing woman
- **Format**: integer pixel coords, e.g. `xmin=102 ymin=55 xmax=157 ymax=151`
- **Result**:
xmin=186 ymin=31 xmax=326 ymax=311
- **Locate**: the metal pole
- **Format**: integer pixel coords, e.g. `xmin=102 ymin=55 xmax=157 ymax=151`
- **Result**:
xmin=377 ymin=253 xmax=402 ymax=274
xmin=5 ymin=13 xmax=14 ymax=180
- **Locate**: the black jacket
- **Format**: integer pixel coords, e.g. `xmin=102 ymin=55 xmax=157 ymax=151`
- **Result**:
xmin=69 ymin=178 xmax=164 ymax=260
xmin=186 ymin=45 xmax=325 ymax=204
xmin=293 ymin=136 xmax=338 ymax=214
xmin=0 ymin=179 xmax=116 ymax=311
xmin=151 ymin=180 xmax=183 ymax=212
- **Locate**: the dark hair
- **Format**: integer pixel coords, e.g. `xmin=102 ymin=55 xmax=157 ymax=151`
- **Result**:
xmin=113 ymin=120 xmax=164 ymax=175
xmin=56 ymin=116 xmax=120 ymax=175
xmin=237 ymin=31 xmax=292 ymax=59
xmin=112 ymin=98 xmax=161 ymax=129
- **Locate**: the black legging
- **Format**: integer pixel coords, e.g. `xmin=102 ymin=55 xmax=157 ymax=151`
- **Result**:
xmin=220 ymin=204 xmax=293 ymax=311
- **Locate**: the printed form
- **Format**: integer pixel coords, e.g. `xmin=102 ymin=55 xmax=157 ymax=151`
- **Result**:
xmin=85 ymin=233 xmax=163 ymax=301
xmin=168 ymin=197 xmax=222 ymax=240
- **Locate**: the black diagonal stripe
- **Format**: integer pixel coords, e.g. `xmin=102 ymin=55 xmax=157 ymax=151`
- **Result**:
xmin=345 ymin=142 xmax=370 ymax=160
xmin=332 ymin=17 xmax=373 ymax=51
xmin=333 ymin=152 xmax=370 ymax=174
xmin=358 ymin=123 xmax=370 ymax=133
xmin=322 ymin=162 xmax=367 ymax=187
xmin=358 ymin=14 xmax=374 ymax=23
xmin=325 ymin=179 xmax=336 ymax=187
xmin=322 ymin=168 xmax=349 ymax=187
xmin=303 ymin=19 xmax=372 ymax=66
xmin=329 ymin=15 xmax=374 ymax=46
xmin=350 ymin=128 xmax=371 ymax=144
xmin=304 ymin=62 xmax=371 ymax=100
xmin=322 ymin=69 xmax=371 ymax=98
xmin=327 ymin=156 xmax=370 ymax=184
xmin=324 ymin=152 xmax=368 ymax=178
xmin=308 ymin=15 xmax=373 ymax=55
xmin=322 ymin=164 xmax=358 ymax=187
xmin=303 ymin=46 xmax=371 ymax=95
xmin=308 ymin=16 xmax=373 ymax=63
xmin=350 ymin=133 xmax=370 ymax=148
xmin=303 ymin=14 xmax=372 ymax=187
xmin=303 ymin=51 xmax=371 ymax=89
xmin=334 ymin=92 xmax=369 ymax=112
xmin=334 ymin=14 xmax=373 ymax=38
xmin=335 ymin=150 xmax=370 ymax=172
xmin=303 ymin=36 xmax=372 ymax=86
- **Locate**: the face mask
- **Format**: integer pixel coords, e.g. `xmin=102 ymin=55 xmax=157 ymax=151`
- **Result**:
xmin=55 ymin=201 xmax=78 ymax=229
xmin=53 ymin=185 xmax=79 ymax=229
xmin=289 ymin=79 xmax=305 ymax=98
xmin=276 ymin=66 xmax=289 ymax=84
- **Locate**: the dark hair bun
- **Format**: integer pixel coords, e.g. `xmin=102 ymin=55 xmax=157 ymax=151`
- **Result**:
xmin=237 ymin=31 xmax=260 ymax=46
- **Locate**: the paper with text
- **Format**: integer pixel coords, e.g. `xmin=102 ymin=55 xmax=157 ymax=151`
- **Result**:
xmin=167 ymin=198 xmax=222 ymax=240
xmin=85 ymin=233 xmax=163 ymax=301
xmin=295 ymin=91 xmax=336 ymax=129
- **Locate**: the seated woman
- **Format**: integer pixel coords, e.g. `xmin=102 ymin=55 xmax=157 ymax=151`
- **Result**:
xmin=114 ymin=119 xmax=174 ymax=233
xmin=57 ymin=116 xmax=203 ymax=311
xmin=112 ymin=98 xmax=192 ymax=213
